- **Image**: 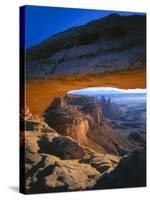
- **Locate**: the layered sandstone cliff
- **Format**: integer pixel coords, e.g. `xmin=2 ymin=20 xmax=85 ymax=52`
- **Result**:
xmin=43 ymin=95 xmax=131 ymax=156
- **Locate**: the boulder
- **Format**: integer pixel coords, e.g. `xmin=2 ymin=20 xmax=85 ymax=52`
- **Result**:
xmin=20 ymin=117 xmax=85 ymax=160
xmin=24 ymin=154 xmax=100 ymax=194
xmin=24 ymin=119 xmax=57 ymax=133
xmin=93 ymin=148 xmax=146 ymax=189
xmin=38 ymin=135 xmax=85 ymax=159
xmin=80 ymin=153 xmax=120 ymax=173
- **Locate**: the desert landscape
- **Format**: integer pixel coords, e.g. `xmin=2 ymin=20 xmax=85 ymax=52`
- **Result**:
xmin=20 ymin=9 xmax=146 ymax=194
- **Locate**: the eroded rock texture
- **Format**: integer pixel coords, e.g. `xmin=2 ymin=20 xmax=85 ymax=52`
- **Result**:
xmin=20 ymin=115 xmax=98 ymax=193
xmin=20 ymin=107 xmax=146 ymax=194
xmin=43 ymin=95 xmax=131 ymax=156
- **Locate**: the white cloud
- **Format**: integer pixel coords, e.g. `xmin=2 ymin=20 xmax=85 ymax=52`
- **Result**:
xmin=68 ymin=87 xmax=146 ymax=95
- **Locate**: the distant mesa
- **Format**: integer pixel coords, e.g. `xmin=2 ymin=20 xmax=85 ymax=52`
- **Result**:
xmin=99 ymin=95 xmax=125 ymax=120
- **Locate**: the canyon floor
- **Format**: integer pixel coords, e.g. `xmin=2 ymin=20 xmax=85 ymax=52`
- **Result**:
xmin=26 ymin=68 xmax=146 ymax=116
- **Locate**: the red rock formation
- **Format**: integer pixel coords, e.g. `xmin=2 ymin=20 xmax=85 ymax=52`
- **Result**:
xmin=20 ymin=107 xmax=33 ymax=120
xmin=48 ymin=96 xmax=65 ymax=110
xmin=43 ymin=95 xmax=131 ymax=156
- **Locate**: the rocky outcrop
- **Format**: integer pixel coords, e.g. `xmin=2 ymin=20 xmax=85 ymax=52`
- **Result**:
xmin=20 ymin=109 xmax=146 ymax=193
xmin=24 ymin=154 xmax=100 ymax=194
xmin=20 ymin=107 xmax=33 ymax=120
xmin=26 ymin=14 xmax=146 ymax=79
xmin=43 ymin=94 xmax=131 ymax=156
xmin=48 ymin=96 xmax=66 ymax=110
xmin=24 ymin=120 xmax=56 ymax=133
xmin=21 ymin=130 xmax=84 ymax=160
xmin=20 ymin=118 xmax=101 ymax=193
xmin=38 ymin=135 xmax=85 ymax=159
xmin=20 ymin=117 xmax=114 ymax=193
xmin=93 ymin=148 xmax=146 ymax=189
xmin=80 ymin=153 xmax=120 ymax=174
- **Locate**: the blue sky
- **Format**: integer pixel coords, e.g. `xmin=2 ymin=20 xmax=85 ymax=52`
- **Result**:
xmin=22 ymin=5 xmax=145 ymax=48
xmin=68 ymin=87 xmax=146 ymax=95
xmin=68 ymin=87 xmax=146 ymax=105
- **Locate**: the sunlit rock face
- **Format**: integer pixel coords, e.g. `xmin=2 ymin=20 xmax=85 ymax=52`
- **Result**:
xmin=43 ymin=94 xmax=131 ymax=156
xmin=43 ymin=95 xmax=101 ymax=145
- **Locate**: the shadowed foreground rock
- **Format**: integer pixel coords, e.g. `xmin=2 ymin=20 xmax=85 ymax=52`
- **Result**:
xmin=38 ymin=135 xmax=85 ymax=159
xmin=21 ymin=130 xmax=85 ymax=160
xmin=93 ymin=148 xmax=146 ymax=189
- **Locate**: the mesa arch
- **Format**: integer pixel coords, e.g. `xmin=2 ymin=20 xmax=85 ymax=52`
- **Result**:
xmin=26 ymin=68 xmax=146 ymax=116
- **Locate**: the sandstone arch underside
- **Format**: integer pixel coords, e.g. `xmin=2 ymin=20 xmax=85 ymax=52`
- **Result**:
xmin=26 ymin=68 xmax=146 ymax=115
